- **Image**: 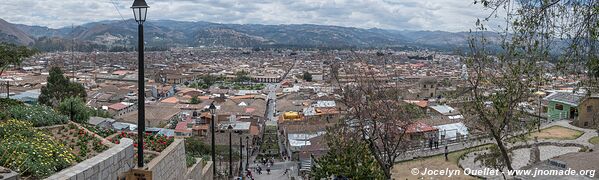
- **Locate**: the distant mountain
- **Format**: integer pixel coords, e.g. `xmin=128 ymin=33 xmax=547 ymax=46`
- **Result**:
xmin=0 ymin=18 xmax=500 ymax=51
xmin=13 ymin=24 xmax=71 ymax=38
xmin=0 ymin=19 xmax=35 ymax=45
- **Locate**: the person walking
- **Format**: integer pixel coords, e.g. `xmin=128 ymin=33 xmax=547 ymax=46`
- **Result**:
xmin=444 ymin=145 xmax=449 ymax=161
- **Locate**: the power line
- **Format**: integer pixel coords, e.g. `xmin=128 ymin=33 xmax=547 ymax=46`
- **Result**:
xmin=109 ymin=0 xmax=129 ymax=25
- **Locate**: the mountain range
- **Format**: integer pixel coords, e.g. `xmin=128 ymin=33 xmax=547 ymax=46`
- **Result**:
xmin=0 ymin=18 xmax=499 ymax=51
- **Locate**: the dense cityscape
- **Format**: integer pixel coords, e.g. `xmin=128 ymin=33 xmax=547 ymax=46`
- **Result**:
xmin=0 ymin=0 xmax=598 ymax=180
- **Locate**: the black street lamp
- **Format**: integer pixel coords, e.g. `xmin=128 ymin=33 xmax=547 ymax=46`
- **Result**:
xmin=245 ymin=136 xmax=249 ymax=171
xmin=239 ymin=135 xmax=243 ymax=178
xmin=131 ymin=0 xmax=148 ymax=168
xmin=5 ymin=80 xmax=9 ymax=99
xmin=209 ymin=102 xmax=217 ymax=176
xmin=228 ymin=125 xmax=234 ymax=179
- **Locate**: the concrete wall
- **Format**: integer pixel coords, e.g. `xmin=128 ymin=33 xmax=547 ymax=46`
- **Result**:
xmin=185 ymin=158 xmax=203 ymax=180
xmin=185 ymin=158 xmax=215 ymax=180
xmin=148 ymin=138 xmax=187 ymax=180
xmin=199 ymin=161 xmax=213 ymax=180
xmin=46 ymin=138 xmax=135 ymax=180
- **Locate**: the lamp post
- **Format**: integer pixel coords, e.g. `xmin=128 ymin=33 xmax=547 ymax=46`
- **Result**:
xmin=5 ymin=80 xmax=8 ymax=99
xmin=131 ymin=0 xmax=149 ymax=168
xmin=245 ymin=136 xmax=249 ymax=171
xmin=228 ymin=125 xmax=233 ymax=179
xmin=209 ymin=102 xmax=217 ymax=176
xmin=239 ymin=135 xmax=243 ymax=178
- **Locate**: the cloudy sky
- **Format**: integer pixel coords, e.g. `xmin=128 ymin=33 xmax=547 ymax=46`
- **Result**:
xmin=0 ymin=0 xmax=497 ymax=32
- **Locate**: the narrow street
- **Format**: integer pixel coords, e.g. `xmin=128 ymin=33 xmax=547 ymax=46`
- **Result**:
xmin=247 ymin=60 xmax=301 ymax=180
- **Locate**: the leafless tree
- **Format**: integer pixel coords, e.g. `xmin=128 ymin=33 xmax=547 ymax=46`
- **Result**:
xmin=331 ymin=60 xmax=424 ymax=179
xmin=465 ymin=0 xmax=598 ymax=173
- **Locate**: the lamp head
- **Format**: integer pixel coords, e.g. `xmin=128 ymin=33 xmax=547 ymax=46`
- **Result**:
xmin=131 ymin=0 xmax=149 ymax=24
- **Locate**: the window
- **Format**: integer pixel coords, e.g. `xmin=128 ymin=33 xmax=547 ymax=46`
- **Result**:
xmin=584 ymin=122 xmax=588 ymax=127
xmin=587 ymin=106 xmax=593 ymax=113
xmin=555 ymin=104 xmax=563 ymax=110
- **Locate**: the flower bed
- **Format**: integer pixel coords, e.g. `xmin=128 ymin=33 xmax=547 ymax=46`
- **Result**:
xmin=0 ymin=120 xmax=77 ymax=179
xmin=44 ymin=123 xmax=109 ymax=162
xmin=109 ymin=132 xmax=174 ymax=152
xmin=81 ymin=123 xmax=116 ymax=138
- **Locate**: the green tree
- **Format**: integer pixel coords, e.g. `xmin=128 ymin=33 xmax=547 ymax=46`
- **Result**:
xmin=303 ymin=71 xmax=313 ymax=82
xmin=190 ymin=96 xmax=201 ymax=104
xmin=312 ymin=126 xmax=385 ymax=179
xmin=234 ymin=70 xmax=252 ymax=82
xmin=58 ymin=97 xmax=90 ymax=123
xmin=38 ymin=67 xmax=86 ymax=107
xmin=89 ymin=108 xmax=113 ymax=118
xmin=0 ymin=43 xmax=36 ymax=78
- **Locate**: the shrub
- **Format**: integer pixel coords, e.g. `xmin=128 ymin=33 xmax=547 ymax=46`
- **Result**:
xmin=186 ymin=154 xmax=197 ymax=167
xmin=82 ymin=123 xmax=116 ymax=138
xmin=0 ymin=99 xmax=23 ymax=120
xmin=58 ymin=97 xmax=91 ymax=123
xmin=9 ymin=105 xmax=68 ymax=126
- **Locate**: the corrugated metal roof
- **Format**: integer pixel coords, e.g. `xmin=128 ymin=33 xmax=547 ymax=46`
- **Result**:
xmin=544 ymin=92 xmax=584 ymax=106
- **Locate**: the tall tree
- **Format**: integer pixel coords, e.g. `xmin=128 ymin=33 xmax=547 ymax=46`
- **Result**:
xmin=332 ymin=64 xmax=424 ymax=179
xmin=311 ymin=126 xmax=385 ymax=179
xmin=38 ymin=67 xmax=86 ymax=107
xmin=303 ymin=71 xmax=313 ymax=82
xmin=190 ymin=96 xmax=201 ymax=104
xmin=234 ymin=70 xmax=252 ymax=82
xmin=0 ymin=43 xmax=36 ymax=77
xmin=58 ymin=97 xmax=90 ymax=123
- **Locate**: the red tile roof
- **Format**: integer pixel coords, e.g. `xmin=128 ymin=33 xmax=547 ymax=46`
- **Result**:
xmin=108 ymin=103 xmax=128 ymax=111
xmin=175 ymin=121 xmax=192 ymax=133
xmin=405 ymin=122 xmax=438 ymax=134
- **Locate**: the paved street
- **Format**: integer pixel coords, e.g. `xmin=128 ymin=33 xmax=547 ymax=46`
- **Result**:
xmin=247 ymin=61 xmax=302 ymax=180
xmin=249 ymin=161 xmax=299 ymax=180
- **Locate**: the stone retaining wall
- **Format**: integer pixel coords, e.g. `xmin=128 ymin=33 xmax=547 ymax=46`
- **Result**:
xmin=147 ymin=138 xmax=187 ymax=180
xmin=45 ymin=138 xmax=135 ymax=180
xmin=199 ymin=161 xmax=213 ymax=180
xmin=185 ymin=158 xmax=204 ymax=180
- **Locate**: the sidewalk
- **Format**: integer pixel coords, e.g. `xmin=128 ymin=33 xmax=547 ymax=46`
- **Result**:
xmin=396 ymin=120 xmax=569 ymax=162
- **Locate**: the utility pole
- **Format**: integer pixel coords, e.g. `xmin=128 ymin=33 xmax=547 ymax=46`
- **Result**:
xmin=228 ymin=125 xmax=233 ymax=179
xmin=239 ymin=135 xmax=243 ymax=178
xmin=6 ymin=81 xmax=9 ymax=99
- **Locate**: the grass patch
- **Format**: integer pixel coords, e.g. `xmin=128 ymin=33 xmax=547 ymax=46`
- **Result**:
xmin=392 ymin=144 xmax=493 ymax=180
xmin=529 ymin=126 xmax=584 ymax=140
xmin=589 ymin=136 xmax=599 ymax=145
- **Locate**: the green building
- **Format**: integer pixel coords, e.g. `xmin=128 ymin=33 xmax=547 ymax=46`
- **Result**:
xmin=544 ymin=92 xmax=584 ymax=120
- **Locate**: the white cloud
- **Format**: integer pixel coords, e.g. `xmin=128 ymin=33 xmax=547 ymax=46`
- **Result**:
xmin=0 ymin=0 xmax=498 ymax=32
